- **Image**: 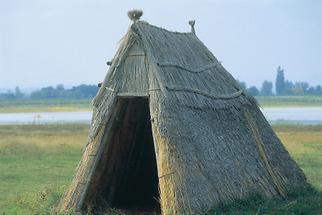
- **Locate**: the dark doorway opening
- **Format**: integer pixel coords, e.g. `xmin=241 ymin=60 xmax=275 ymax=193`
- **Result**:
xmin=88 ymin=98 xmax=160 ymax=214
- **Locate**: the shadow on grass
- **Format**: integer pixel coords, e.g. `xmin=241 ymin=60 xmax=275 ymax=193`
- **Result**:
xmin=207 ymin=186 xmax=322 ymax=215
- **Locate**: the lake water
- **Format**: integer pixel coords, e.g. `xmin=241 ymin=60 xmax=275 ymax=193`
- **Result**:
xmin=263 ymin=107 xmax=322 ymax=125
xmin=0 ymin=107 xmax=321 ymax=125
xmin=0 ymin=112 xmax=92 ymax=125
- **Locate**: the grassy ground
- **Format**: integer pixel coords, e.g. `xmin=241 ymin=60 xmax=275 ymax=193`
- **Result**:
xmin=0 ymin=124 xmax=322 ymax=214
xmin=0 ymin=125 xmax=88 ymax=214
xmin=208 ymin=186 xmax=322 ymax=215
xmin=276 ymin=124 xmax=322 ymax=190
xmin=0 ymin=96 xmax=322 ymax=113
xmin=0 ymin=99 xmax=92 ymax=113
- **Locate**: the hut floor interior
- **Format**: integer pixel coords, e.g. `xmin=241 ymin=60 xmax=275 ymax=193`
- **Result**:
xmin=88 ymin=98 xmax=161 ymax=215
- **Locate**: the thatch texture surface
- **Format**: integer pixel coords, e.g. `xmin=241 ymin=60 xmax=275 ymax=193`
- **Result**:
xmin=58 ymin=21 xmax=306 ymax=214
xmin=133 ymin=22 xmax=250 ymax=109
xmin=151 ymin=101 xmax=305 ymax=214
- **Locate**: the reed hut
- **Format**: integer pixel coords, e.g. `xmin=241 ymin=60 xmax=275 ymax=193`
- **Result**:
xmin=58 ymin=11 xmax=306 ymax=215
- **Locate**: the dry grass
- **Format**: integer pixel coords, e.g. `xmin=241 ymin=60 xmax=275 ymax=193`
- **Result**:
xmin=0 ymin=124 xmax=88 ymax=214
xmin=275 ymin=125 xmax=322 ymax=190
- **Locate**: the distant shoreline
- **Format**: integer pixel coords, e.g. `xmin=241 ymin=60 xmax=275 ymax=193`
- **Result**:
xmin=0 ymin=96 xmax=322 ymax=113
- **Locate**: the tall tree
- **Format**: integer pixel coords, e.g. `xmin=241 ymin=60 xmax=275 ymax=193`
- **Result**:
xmin=316 ymin=85 xmax=322 ymax=94
xmin=14 ymin=86 xmax=24 ymax=99
xmin=275 ymin=66 xmax=285 ymax=95
xmin=247 ymin=86 xmax=259 ymax=96
xmin=261 ymin=81 xmax=273 ymax=96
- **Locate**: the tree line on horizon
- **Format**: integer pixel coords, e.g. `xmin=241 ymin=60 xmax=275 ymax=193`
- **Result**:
xmin=0 ymin=84 xmax=98 ymax=100
xmin=0 ymin=67 xmax=321 ymax=100
xmin=239 ymin=66 xmax=322 ymax=96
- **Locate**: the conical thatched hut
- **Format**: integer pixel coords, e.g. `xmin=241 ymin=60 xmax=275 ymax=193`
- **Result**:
xmin=58 ymin=11 xmax=306 ymax=215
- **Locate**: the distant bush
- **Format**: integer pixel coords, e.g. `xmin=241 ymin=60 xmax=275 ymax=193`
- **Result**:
xmin=0 ymin=84 xmax=99 ymax=100
xmin=247 ymin=86 xmax=260 ymax=96
xmin=260 ymin=81 xmax=273 ymax=96
xmin=30 ymin=84 xmax=98 ymax=99
xmin=0 ymin=87 xmax=25 ymax=100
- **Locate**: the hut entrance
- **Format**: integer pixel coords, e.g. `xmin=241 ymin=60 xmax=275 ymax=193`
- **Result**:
xmin=90 ymin=97 xmax=160 ymax=214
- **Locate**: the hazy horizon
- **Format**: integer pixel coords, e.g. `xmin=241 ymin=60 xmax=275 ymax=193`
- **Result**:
xmin=1 ymin=0 xmax=321 ymax=89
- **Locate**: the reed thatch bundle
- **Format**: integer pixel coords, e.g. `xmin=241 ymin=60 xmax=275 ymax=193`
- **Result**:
xmin=57 ymin=18 xmax=306 ymax=215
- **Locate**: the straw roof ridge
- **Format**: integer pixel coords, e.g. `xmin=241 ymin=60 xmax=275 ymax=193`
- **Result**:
xmin=133 ymin=20 xmax=194 ymax=35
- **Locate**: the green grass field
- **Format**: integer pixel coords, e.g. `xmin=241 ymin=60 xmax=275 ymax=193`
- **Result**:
xmin=0 ymin=125 xmax=88 ymax=214
xmin=0 ymin=99 xmax=92 ymax=113
xmin=0 ymin=96 xmax=322 ymax=113
xmin=0 ymin=124 xmax=322 ymax=214
xmin=256 ymin=96 xmax=322 ymax=107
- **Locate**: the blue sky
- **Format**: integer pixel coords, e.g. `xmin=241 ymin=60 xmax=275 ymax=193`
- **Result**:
xmin=1 ymin=0 xmax=321 ymax=90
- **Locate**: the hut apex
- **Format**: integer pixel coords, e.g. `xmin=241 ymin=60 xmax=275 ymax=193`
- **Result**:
xmin=189 ymin=20 xmax=196 ymax=34
xmin=127 ymin=9 xmax=143 ymax=21
xmin=57 ymin=15 xmax=307 ymax=215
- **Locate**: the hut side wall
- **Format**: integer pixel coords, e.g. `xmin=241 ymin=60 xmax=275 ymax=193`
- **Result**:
xmin=149 ymin=91 xmax=306 ymax=214
xmin=58 ymin=36 xmax=150 ymax=212
xmin=140 ymin=22 xmax=306 ymax=213
xmin=57 ymin=94 xmax=118 ymax=211
xmin=249 ymin=106 xmax=307 ymax=188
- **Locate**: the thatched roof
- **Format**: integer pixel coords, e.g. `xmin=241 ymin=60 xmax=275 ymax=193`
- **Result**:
xmin=90 ymin=21 xmax=254 ymax=140
xmin=95 ymin=21 xmax=247 ymax=104
xmin=58 ymin=20 xmax=307 ymax=215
